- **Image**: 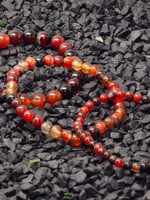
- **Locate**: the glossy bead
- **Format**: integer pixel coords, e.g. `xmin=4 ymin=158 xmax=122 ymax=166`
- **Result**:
xmin=123 ymin=161 xmax=132 ymax=170
xmin=11 ymin=98 xmax=22 ymax=108
xmin=35 ymin=57 xmax=45 ymax=67
xmin=70 ymin=134 xmax=82 ymax=146
xmin=99 ymin=94 xmax=108 ymax=103
xmin=7 ymin=74 xmax=18 ymax=83
xmin=71 ymin=71 xmax=84 ymax=80
xmin=132 ymin=163 xmax=141 ymax=173
xmin=8 ymin=30 xmax=22 ymax=45
xmin=102 ymin=75 xmax=112 ymax=87
xmin=93 ymin=143 xmax=103 ymax=153
xmin=59 ymin=42 xmax=72 ymax=55
xmin=115 ymin=108 xmax=126 ymax=119
xmin=114 ymin=102 xmax=126 ymax=110
xmin=97 ymin=147 xmax=105 ymax=157
xmin=37 ymin=31 xmax=49 ymax=46
xmin=142 ymin=96 xmax=150 ymax=103
xmin=32 ymin=115 xmax=44 ymax=128
xmin=107 ymin=91 xmax=116 ymax=101
xmin=92 ymin=97 xmax=101 ymax=106
xmin=95 ymin=121 xmax=106 ymax=134
xmin=125 ymin=91 xmax=133 ymax=100
xmin=54 ymin=55 xmax=63 ymax=67
xmin=81 ymin=62 xmax=91 ymax=74
xmin=77 ymin=112 xmax=86 ymax=119
xmin=50 ymin=35 xmax=65 ymax=50
xmin=67 ymin=78 xmax=79 ymax=91
xmin=115 ymin=158 xmax=124 ymax=168
xmin=24 ymin=30 xmax=36 ymax=44
xmin=5 ymin=88 xmax=17 ymax=96
xmin=58 ymin=84 xmax=71 ymax=98
xmin=72 ymin=58 xmax=82 ymax=71
xmin=18 ymin=61 xmax=29 ymax=72
xmin=19 ymin=94 xmax=31 ymax=108
xmin=6 ymin=94 xmax=17 ymax=104
xmin=88 ymin=126 xmax=99 ymax=136
xmin=46 ymin=90 xmax=62 ymax=106
xmin=25 ymin=57 xmax=36 ymax=68
xmin=73 ymin=121 xmax=83 ymax=130
xmin=79 ymin=106 xmax=89 ymax=115
xmin=110 ymin=113 xmax=121 ymax=125
xmin=108 ymin=81 xmax=119 ymax=91
xmin=84 ymin=136 xmax=93 ymax=146
xmin=133 ymin=93 xmax=142 ymax=103
xmin=31 ymin=93 xmax=46 ymax=109
xmin=0 ymin=33 xmax=10 ymax=48
xmin=109 ymin=155 xmax=117 ymax=163
xmin=85 ymin=101 xmax=94 ymax=111
xmin=115 ymin=89 xmax=125 ymax=102
xmin=8 ymin=69 xmax=20 ymax=78
xmin=103 ymin=151 xmax=112 ymax=160
xmin=63 ymin=56 xmax=73 ymax=69
xmin=6 ymin=81 xmax=18 ymax=91
xmin=16 ymin=105 xmax=27 ymax=117
xmin=89 ymin=65 xmax=99 ymax=76
xmin=96 ymin=70 xmax=105 ymax=81
xmin=14 ymin=64 xmax=24 ymax=74
xmin=61 ymin=129 xmax=72 ymax=142
xmin=44 ymin=55 xmax=54 ymax=66
xmin=41 ymin=121 xmax=52 ymax=135
xmin=64 ymin=49 xmax=77 ymax=57
xmin=23 ymin=110 xmax=35 ymax=122
xmin=104 ymin=117 xmax=114 ymax=129
xmin=50 ymin=125 xmax=62 ymax=138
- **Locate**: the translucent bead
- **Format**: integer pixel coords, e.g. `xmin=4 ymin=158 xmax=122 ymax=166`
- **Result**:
xmin=6 ymin=81 xmax=18 ymax=91
xmin=63 ymin=56 xmax=73 ymax=69
xmin=59 ymin=42 xmax=72 ymax=55
xmin=44 ymin=55 xmax=54 ymax=66
xmin=31 ymin=93 xmax=46 ymax=109
xmin=14 ymin=65 xmax=24 ymax=74
xmin=95 ymin=121 xmax=106 ymax=134
xmin=32 ymin=115 xmax=44 ymax=128
xmin=50 ymin=125 xmax=62 ymax=138
xmin=81 ymin=62 xmax=91 ymax=74
xmin=19 ymin=94 xmax=31 ymax=108
xmin=133 ymin=93 xmax=142 ymax=103
xmin=89 ymin=65 xmax=99 ymax=76
xmin=23 ymin=110 xmax=35 ymax=122
xmin=25 ymin=57 xmax=36 ymax=68
xmin=50 ymin=35 xmax=65 ymax=50
xmin=104 ymin=117 xmax=114 ymax=130
xmin=46 ymin=90 xmax=62 ymax=107
xmin=7 ymin=74 xmax=18 ymax=83
xmin=5 ymin=88 xmax=17 ymax=96
xmin=0 ymin=33 xmax=10 ymax=48
xmin=37 ymin=31 xmax=49 ymax=46
xmin=132 ymin=163 xmax=141 ymax=173
xmin=8 ymin=30 xmax=22 ymax=45
xmin=18 ymin=61 xmax=29 ymax=72
xmin=16 ymin=105 xmax=27 ymax=117
xmin=72 ymin=58 xmax=82 ymax=71
xmin=41 ymin=121 xmax=52 ymax=135
xmin=70 ymin=134 xmax=82 ymax=146
xmin=115 ymin=158 xmax=124 ymax=168
xmin=11 ymin=98 xmax=22 ymax=108
xmin=8 ymin=69 xmax=20 ymax=78
xmin=61 ymin=129 xmax=72 ymax=141
xmin=24 ymin=30 xmax=36 ymax=44
xmin=54 ymin=55 xmax=63 ymax=67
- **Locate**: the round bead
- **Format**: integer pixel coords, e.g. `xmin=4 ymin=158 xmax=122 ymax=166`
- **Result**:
xmin=31 ymin=93 xmax=46 ymax=109
xmin=8 ymin=69 xmax=20 ymax=78
xmin=59 ymin=42 xmax=72 ymax=55
xmin=102 ymin=75 xmax=112 ymax=87
xmin=16 ymin=105 xmax=27 ymax=117
xmin=58 ymin=84 xmax=71 ymax=98
xmin=95 ymin=121 xmax=106 ymax=134
xmin=5 ymin=88 xmax=17 ymax=96
xmin=93 ymin=143 xmax=103 ymax=153
xmin=133 ymin=93 xmax=142 ymax=103
xmin=7 ymin=74 xmax=18 ymax=83
xmin=79 ymin=106 xmax=89 ymax=115
xmin=88 ymin=126 xmax=99 ymax=136
xmin=96 ymin=70 xmax=105 ymax=81
xmin=23 ymin=110 xmax=35 ymax=122
xmin=123 ymin=161 xmax=132 ymax=170
xmin=35 ymin=57 xmax=45 ymax=67
xmin=46 ymin=90 xmax=62 ymax=107
xmin=71 ymin=71 xmax=83 ymax=80
xmin=67 ymin=78 xmax=79 ymax=92
xmin=41 ymin=121 xmax=52 ymax=135
xmin=125 ymin=91 xmax=133 ymax=100
xmin=18 ymin=61 xmax=29 ymax=72
xmin=54 ymin=55 xmax=63 ymax=67
xmin=99 ymin=94 xmax=108 ymax=103
xmin=92 ymin=97 xmax=101 ymax=106
xmin=32 ymin=115 xmax=44 ymax=128
xmin=6 ymin=94 xmax=17 ymax=104
xmin=114 ymin=102 xmax=126 ymax=110
xmin=109 ymin=155 xmax=117 ymax=163
xmin=14 ymin=64 xmax=24 ymax=74
xmin=81 ymin=62 xmax=91 ymax=74
xmin=24 ymin=30 xmax=36 ymax=44
xmin=72 ymin=58 xmax=82 ymax=71
xmin=70 ymin=134 xmax=82 ymax=146
xmin=63 ymin=56 xmax=73 ymax=69
xmin=11 ymin=98 xmax=22 ymax=108
xmin=97 ymin=147 xmax=105 ymax=157
xmin=115 ymin=89 xmax=125 ymax=102
xmin=131 ymin=163 xmax=141 ymax=173
xmin=77 ymin=112 xmax=86 ymax=119
xmin=110 ymin=113 xmax=121 ymax=125
xmin=108 ymin=81 xmax=119 ymax=91
xmin=44 ymin=55 xmax=54 ymax=66
xmin=85 ymin=101 xmax=94 ymax=111
xmin=104 ymin=117 xmax=114 ymax=130
xmin=6 ymin=81 xmax=18 ymax=91
xmin=84 ymin=136 xmax=93 ymax=146
xmin=115 ymin=158 xmax=124 ymax=168
xmin=19 ymin=94 xmax=31 ymax=108
xmin=89 ymin=65 xmax=99 ymax=76
xmin=0 ymin=33 xmax=10 ymax=48
xmin=50 ymin=35 xmax=65 ymax=50
xmin=37 ymin=31 xmax=49 ymax=46
xmin=64 ymin=49 xmax=77 ymax=57
xmin=61 ymin=129 xmax=72 ymax=142
xmin=25 ymin=57 xmax=36 ymax=68
xmin=8 ymin=30 xmax=22 ymax=45
xmin=103 ymin=151 xmax=112 ymax=160
xmin=50 ymin=125 xmax=62 ymax=138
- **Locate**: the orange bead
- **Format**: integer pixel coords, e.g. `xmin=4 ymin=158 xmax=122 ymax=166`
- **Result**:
xmin=70 ymin=134 xmax=82 ymax=146
xmin=95 ymin=121 xmax=106 ymax=134
xmin=44 ymin=55 xmax=54 ymax=66
xmin=104 ymin=117 xmax=114 ymax=129
xmin=31 ymin=93 xmax=46 ymax=109
xmin=81 ymin=62 xmax=91 ymax=74
xmin=19 ymin=93 xmax=31 ymax=108
xmin=72 ymin=58 xmax=82 ymax=71
xmin=5 ymin=88 xmax=17 ymax=96
xmin=63 ymin=56 xmax=73 ymax=69
xmin=132 ymin=163 xmax=141 ymax=173
xmin=25 ymin=57 xmax=36 ymax=68
xmin=89 ymin=64 xmax=99 ymax=76
xmin=79 ymin=106 xmax=89 ymax=115
xmin=50 ymin=125 xmax=62 ymax=138
xmin=0 ymin=33 xmax=10 ymax=48
xmin=102 ymin=75 xmax=112 ymax=87
xmin=61 ymin=129 xmax=72 ymax=141
xmin=46 ymin=90 xmax=62 ymax=107
xmin=6 ymin=81 xmax=18 ymax=91
xmin=115 ymin=108 xmax=126 ymax=119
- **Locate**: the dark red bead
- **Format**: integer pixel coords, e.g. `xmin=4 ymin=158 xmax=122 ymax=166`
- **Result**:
xmin=37 ymin=31 xmax=49 ymax=46
xmin=50 ymin=35 xmax=65 ymax=50
xmin=93 ymin=143 xmax=103 ymax=153
xmin=16 ymin=105 xmax=27 ymax=117
xmin=59 ymin=42 xmax=72 ymax=55
xmin=103 ymin=151 xmax=112 ymax=160
xmin=54 ymin=55 xmax=63 ymax=67
xmin=92 ymin=97 xmax=101 ymax=106
xmin=32 ymin=115 xmax=44 ymax=128
xmin=11 ymin=98 xmax=22 ymax=108
xmin=8 ymin=30 xmax=23 ymax=45
xmin=109 ymin=155 xmax=117 ymax=163
xmin=24 ymin=30 xmax=36 ymax=44
xmin=125 ymin=91 xmax=134 ymax=101
xmin=67 ymin=78 xmax=79 ymax=91
xmin=88 ymin=126 xmax=99 ymax=136
xmin=84 ymin=136 xmax=93 ymax=146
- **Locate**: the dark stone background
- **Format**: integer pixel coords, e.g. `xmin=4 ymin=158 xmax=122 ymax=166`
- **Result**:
xmin=0 ymin=0 xmax=150 ymax=199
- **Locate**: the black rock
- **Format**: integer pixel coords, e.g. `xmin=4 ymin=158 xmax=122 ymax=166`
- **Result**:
xmin=70 ymin=170 xmax=87 ymax=184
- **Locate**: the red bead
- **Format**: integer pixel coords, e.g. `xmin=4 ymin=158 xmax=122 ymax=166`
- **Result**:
xmin=133 ymin=93 xmax=142 ymax=103
xmin=46 ymin=90 xmax=62 ymax=107
xmin=50 ymin=35 xmax=65 ymax=50
xmin=19 ymin=94 xmax=31 ymax=108
xmin=110 ymin=113 xmax=121 ymax=125
xmin=85 ymin=101 xmax=94 ymax=111
xmin=97 ymin=147 xmax=105 ymax=157
xmin=61 ymin=129 xmax=72 ymax=142
xmin=73 ymin=121 xmax=83 ymax=129
xmin=24 ymin=30 xmax=36 ymax=44
xmin=79 ymin=106 xmax=89 ymax=115
xmin=101 ymin=75 xmax=112 ymax=87
xmin=115 ymin=158 xmax=124 ymax=168
xmin=37 ymin=31 xmax=49 ymax=46
xmin=77 ymin=112 xmax=86 ymax=119
xmin=16 ymin=105 xmax=27 ymax=117
xmin=63 ymin=56 xmax=73 ymax=69
xmin=44 ymin=55 xmax=54 ymax=66
xmin=25 ymin=57 xmax=36 ymax=68
xmin=0 ymin=33 xmax=10 ymax=48
xmin=32 ymin=115 xmax=44 ymax=128
xmin=99 ymin=94 xmax=108 ymax=103
xmin=95 ymin=121 xmax=106 ymax=134
xmin=31 ymin=93 xmax=46 ymax=109
xmin=11 ymin=98 xmax=22 ymax=108
xmin=59 ymin=42 xmax=72 ymax=55
xmin=92 ymin=97 xmax=101 ymax=106
xmin=76 ymin=117 xmax=84 ymax=125
xmin=7 ymin=74 xmax=18 ymax=83
xmin=93 ymin=143 xmax=103 ymax=153
xmin=104 ymin=117 xmax=114 ymax=130
xmin=67 ymin=78 xmax=79 ymax=91
xmin=89 ymin=65 xmax=99 ymax=76
xmin=70 ymin=134 xmax=82 ymax=146
xmin=125 ymin=91 xmax=134 ymax=100
xmin=115 ymin=89 xmax=125 ymax=102
xmin=84 ymin=136 xmax=93 ymax=146
xmin=8 ymin=30 xmax=22 ymax=45
xmin=8 ymin=69 xmax=20 ymax=78
xmin=108 ymin=81 xmax=119 ymax=91
xmin=54 ymin=55 xmax=63 ymax=67
xmin=114 ymin=102 xmax=125 ymax=110
xmin=23 ymin=110 xmax=35 ymax=122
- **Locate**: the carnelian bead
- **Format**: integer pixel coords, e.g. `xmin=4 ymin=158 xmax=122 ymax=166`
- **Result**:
xmin=23 ymin=110 xmax=35 ymax=122
xmin=67 ymin=78 xmax=79 ymax=91
xmin=79 ymin=106 xmax=89 ymax=115
xmin=46 ymin=90 xmax=62 ymax=107
xmin=11 ymin=98 xmax=22 ymax=108
xmin=89 ymin=65 xmax=99 ymax=76
xmin=110 ymin=113 xmax=121 ymax=125
xmin=8 ymin=30 xmax=22 ymax=45
xmin=84 ymin=136 xmax=93 ymax=146
xmin=133 ymin=93 xmax=142 ymax=103
xmin=7 ymin=74 xmax=18 ymax=83
xmin=76 ymin=117 xmax=84 ymax=125
xmin=37 ymin=31 xmax=49 ymax=46
xmin=6 ymin=81 xmax=18 ymax=91
xmin=97 ymin=147 xmax=105 ymax=157
xmin=41 ymin=121 xmax=52 ymax=135
xmin=5 ymin=88 xmax=17 ymax=96
xmin=85 ymin=101 xmax=94 ymax=111
xmin=81 ymin=62 xmax=91 ymax=74
xmin=114 ymin=102 xmax=125 ymax=110
xmin=72 ymin=58 xmax=82 ymax=71
xmin=115 ymin=89 xmax=125 ymax=102
xmin=24 ymin=30 xmax=36 ymax=44
xmin=115 ymin=108 xmax=126 ymax=119
xmin=125 ymin=91 xmax=133 ymax=100
xmin=32 ymin=115 xmax=44 ymax=128
xmin=18 ymin=61 xmax=29 ymax=72
xmin=63 ymin=56 xmax=73 ymax=69
xmin=50 ymin=35 xmax=65 ymax=50
xmin=54 ymin=55 xmax=63 ymax=67
xmin=73 ymin=121 xmax=83 ymax=129
xmin=132 ymin=163 xmax=141 ymax=173
xmin=14 ymin=64 xmax=24 ymax=74
xmin=44 ymin=55 xmax=54 ymax=66
xmin=50 ymin=125 xmax=62 ymax=138
xmin=102 ymin=75 xmax=112 ymax=87
xmin=0 ymin=33 xmax=10 ymax=48
xmin=77 ymin=112 xmax=86 ymax=119
xmin=25 ymin=57 xmax=36 ymax=68
xmin=93 ymin=143 xmax=103 ymax=153
xmin=108 ymin=81 xmax=119 ymax=91
xmin=115 ymin=158 xmax=124 ymax=168
xmin=59 ymin=42 xmax=72 ymax=55
xmin=70 ymin=134 xmax=82 ymax=146
xmin=99 ymin=94 xmax=108 ymax=103
xmin=104 ymin=117 xmax=114 ymax=129
xmin=61 ymin=129 xmax=72 ymax=141
xmin=19 ymin=94 xmax=31 ymax=108
xmin=95 ymin=121 xmax=106 ymax=134
xmin=16 ymin=105 xmax=27 ymax=117
xmin=8 ymin=69 xmax=20 ymax=78
xmin=31 ymin=93 xmax=46 ymax=109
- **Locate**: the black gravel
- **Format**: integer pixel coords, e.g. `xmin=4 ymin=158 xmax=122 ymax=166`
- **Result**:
xmin=0 ymin=0 xmax=150 ymax=199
